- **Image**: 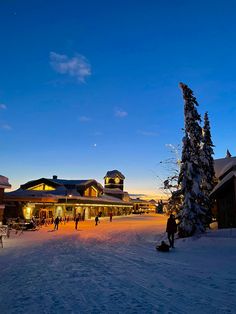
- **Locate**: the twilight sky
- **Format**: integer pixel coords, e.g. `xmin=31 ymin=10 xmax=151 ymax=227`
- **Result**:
xmin=0 ymin=0 xmax=236 ymax=197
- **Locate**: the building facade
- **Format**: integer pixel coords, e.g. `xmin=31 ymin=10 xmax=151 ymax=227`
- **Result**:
xmin=5 ymin=171 xmax=134 ymax=221
xmin=0 ymin=175 xmax=11 ymax=224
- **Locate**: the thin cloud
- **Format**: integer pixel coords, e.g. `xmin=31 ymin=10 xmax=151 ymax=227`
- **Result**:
xmin=0 ymin=104 xmax=7 ymax=110
xmin=115 ymin=109 xmax=128 ymax=118
xmin=137 ymin=130 xmax=159 ymax=137
xmin=50 ymin=52 xmax=91 ymax=83
xmin=79 ymin=116 xmax=91 ymax=122
xmin=1 ymin=123 xmax=12 ymax=130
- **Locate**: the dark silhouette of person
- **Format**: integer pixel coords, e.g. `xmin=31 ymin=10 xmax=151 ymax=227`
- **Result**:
xmin=157 ymin=200 xmax=164 ymax=213
xmin=54 ymin=216 xmax=60 ymax=230
xmin=75 ymin=216 xmax=79 ymax=230
xmin=166 ymin=214 xmax=177 ymax=248
xmin=109 ymin=212 xmax=113 ymax=222
xmin=2 ymin=216 xmax=7 ymax=225
xmin=95 ymin=216 xmax=99 ymax=226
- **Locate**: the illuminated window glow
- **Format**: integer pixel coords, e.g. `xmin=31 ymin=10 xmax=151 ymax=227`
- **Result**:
xmin=23 ymin=206 xmax=32 ymax=219
xmin=27 ymin=183 xmax=55 ymax=191
xmin=84 ymin=186 xmax=98 ymax=197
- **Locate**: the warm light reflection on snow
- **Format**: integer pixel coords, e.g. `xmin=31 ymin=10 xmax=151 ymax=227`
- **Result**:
xmin=3 ymin=214 xmax=167 ymax=248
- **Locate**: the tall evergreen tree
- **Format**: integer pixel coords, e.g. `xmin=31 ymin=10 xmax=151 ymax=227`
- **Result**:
xmin=200 ymin=112 xmax=215 ymax=225
xmin=178 ymin=83 xmax=208 ymax=237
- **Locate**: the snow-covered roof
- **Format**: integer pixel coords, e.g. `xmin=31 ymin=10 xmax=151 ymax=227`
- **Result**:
xmin=130 ymin=198 xmax=150 ymax=204
xmin=0 ymin=175 xmax=11 ymax=189
xmin=210 ymin=171 xmax=236 ymax=196
xmin=5 ymin=187 xmax=132 ymax=206
xmin=100 ymin=194 xmax=131 ymax=204
xmin=214 ymin=157 xmax=236 ymax=179
xmin=104 ymin=170 xmax=125 ymax=179
xmin=50 ymin=178 xmax=94 ymax=186
xmin=218 ymin=160 xmax=236 ymax=180
xmin=6 ymin=186 xmax=81 ymax=197
xmin=19 ymin=177 xmax=103 ymax=194
xmin=103 ymin=188 xmax=125 ymax=195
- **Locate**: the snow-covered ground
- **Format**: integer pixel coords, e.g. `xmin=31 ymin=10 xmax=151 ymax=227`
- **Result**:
xmin=0 ymin=214 xmax=236 ymax=314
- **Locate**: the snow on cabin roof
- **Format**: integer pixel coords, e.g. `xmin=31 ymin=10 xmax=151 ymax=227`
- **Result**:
xmin=218 ymin=159 xmax=236 ymax=180
xmin=104 ymin=170 xmax=125 ymax=179
xmin=214 ymin=156 xmax=236 ymax=179
xmin=210 ymin=171 xmax=236 ymax=196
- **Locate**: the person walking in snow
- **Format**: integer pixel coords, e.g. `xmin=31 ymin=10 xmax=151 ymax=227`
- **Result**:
xmin=75 ymin=216 xmax=79 ymax=230
xmin=109 ymin=212 xmax=113 ymax=222
xmin=54 ymin=216 xmax=60 ymax=230
xmin=95 ymin=215 xmax=99 ymax=226
xmin=166 ymin=214 xmax=177 ymax=248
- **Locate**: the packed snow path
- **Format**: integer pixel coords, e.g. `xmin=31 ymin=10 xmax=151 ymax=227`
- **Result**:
xmin=0 ymin=215 xmax=236 ymax=314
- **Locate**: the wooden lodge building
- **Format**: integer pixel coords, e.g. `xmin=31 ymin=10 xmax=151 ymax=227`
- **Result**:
xmin=4 ymin=170 xmax=148 ymax=221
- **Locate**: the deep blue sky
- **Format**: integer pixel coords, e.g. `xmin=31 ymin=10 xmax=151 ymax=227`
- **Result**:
xmin=0 ymin=0 xmax=236 ymax=196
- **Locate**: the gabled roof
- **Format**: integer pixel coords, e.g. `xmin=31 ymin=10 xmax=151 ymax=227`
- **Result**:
xmin=214 ymin=156 xmax=236 ymax=179
xmin=20 ymin=178 xmax=63 ymax=190
xmin=20 ymin=177 xmax=103 ymax=192
xmin=218 ymin=160 xmax=236 ymax=180
xmin=210 ymin=171 xmax=236 ymax=197
xmin=104 ymin=170 xmax=125 ymax=179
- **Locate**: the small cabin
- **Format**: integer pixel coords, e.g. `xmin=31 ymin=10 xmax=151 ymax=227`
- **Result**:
xmin=211 ymin=157 xmax=236 ymax=228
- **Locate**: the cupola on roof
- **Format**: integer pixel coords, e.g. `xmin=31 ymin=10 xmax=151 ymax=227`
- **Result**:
xmin=104 ymin=170 xmax=125 ymax=180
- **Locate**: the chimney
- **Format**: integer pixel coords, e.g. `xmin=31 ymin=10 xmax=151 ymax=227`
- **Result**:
xmin=53 ymin=175 xmax=58 ymax=180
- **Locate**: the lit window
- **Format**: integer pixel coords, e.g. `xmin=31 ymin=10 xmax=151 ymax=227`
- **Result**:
xmin=114 ymin=177 xmax=120 ymax=184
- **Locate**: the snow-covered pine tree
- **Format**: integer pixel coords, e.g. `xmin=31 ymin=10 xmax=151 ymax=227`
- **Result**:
xmin=178 ymin=83 xmax=208 ymax=237
xmin=200 ymin=112 xmax=215 ymax=225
